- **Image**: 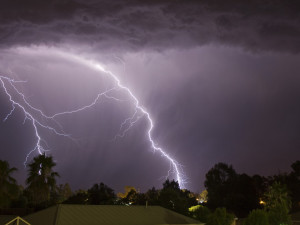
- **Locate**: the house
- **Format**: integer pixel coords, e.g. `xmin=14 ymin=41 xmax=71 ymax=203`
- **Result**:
xmin=24 ymin=205 xmax=202 ymax=225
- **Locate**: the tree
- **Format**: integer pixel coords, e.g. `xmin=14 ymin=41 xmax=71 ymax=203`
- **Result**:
xmin=10 ymin=185 xmax=28 ymax=208
xmin=133 ymin=192 xmax=147 ymax=205
xmin=25 ymin=154 xmax=59 ymax=206
xmin=252 ymin=174 xmax=268 ymax=203
xmin=117 ymin=186 xmax=137 ymax=199
xmin=117 ymin=186 xmax=138 ymax=205
xmin=64 ymin=189 xmax=88 ymax=204
xmin=243 ymin=209 xmax=269 ymax=225
xmin=163 ymin=179 xmax=181 ymax=190
xmin=288 ymin=160 xmax=300 ymax=211
xmin=0 ymin=160 xmax=19 ymax=208
xmin=264 ymin=181 xmax=292 ymax=225
xmin=189 ymin=205 xmax=211 ymax=223
xmin=198 ymin=189 xmax=208 ymax=203
xmin=145 ymin=187 xmax=159 ymax=205
xmin=269 ymin=160 xmax=300 ymax=212
xmin=54 ymin=183 xmax=72 ymax=204
xmin=229 ymin=173 xmax=260 ymax=217
xmin=88 ymin=182 xmax=115 ymax=205
xmin=206 ymin=208 xmax=235 ymax=225
xmin=159 ymin=180 xmax=197 ymax=215
xmin=291 ymin=160 xmax=300 ymax=176
xmin=205 ymin=162 xmax=266 ymax=217
xmin=159 ymin=180 xmax=181 ymax=211
xmin=204 ymin=163 xmax=237 ymax=209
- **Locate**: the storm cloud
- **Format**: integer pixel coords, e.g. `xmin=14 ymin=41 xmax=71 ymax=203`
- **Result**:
xmin=1 ymin=0 xmax=300 ymax=53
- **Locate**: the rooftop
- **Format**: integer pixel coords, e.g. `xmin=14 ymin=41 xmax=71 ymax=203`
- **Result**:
xmin=24 ymin=205 xmax=202 ymax=225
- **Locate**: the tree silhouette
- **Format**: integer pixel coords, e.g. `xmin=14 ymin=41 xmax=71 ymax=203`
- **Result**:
xmin=205 ymin=162 xmax=237 ymax=209
xmin=64 ymin=189 xmax=88 ymax=204
xmin=0 ymin=160 xmax=19 ymax=207
xmin=25 ymin=154 xmax=59 ymax=207
xmin=204 ymin=162 xmax=267 ymax=217
xmin=88 ymin=182 xmax=115 ymax=205
xmin=159 ymin=179 xmax=197 ymax=215
xmin=145 ymin=187 xmax=159 ymax=205
xmin=206 ymin=208 xmax=234 ymax=225
xmin=288 ymin=160 xmax=300 ymax=211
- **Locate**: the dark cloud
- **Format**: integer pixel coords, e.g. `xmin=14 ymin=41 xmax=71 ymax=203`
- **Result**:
xmin=0 ymin=0 xmax=300 ymax=52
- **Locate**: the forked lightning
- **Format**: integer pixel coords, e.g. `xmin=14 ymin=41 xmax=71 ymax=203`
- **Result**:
xmin=0 ymin=49 xmax=186 ymax=188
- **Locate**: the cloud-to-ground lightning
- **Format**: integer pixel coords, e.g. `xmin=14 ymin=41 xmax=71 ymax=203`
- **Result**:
xmin=0 ymin=75 xmax=70 ymax=165
xmin=0 ymin=48 xmax=186 ymax=188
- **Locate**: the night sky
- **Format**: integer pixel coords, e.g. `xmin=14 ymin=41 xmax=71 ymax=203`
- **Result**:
xmin=0 ymin=0 xmax=300 ymax=193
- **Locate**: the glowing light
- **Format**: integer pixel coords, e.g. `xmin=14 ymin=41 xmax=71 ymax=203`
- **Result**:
xmin=259 ymin=200 xmax=266 ymax=205
xmin=0 ymin=48 xmax=186 ymax=188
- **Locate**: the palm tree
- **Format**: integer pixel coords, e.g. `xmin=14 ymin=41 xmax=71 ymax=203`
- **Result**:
xmin=26 ymin=154 xmax=59 ymax=206
xmin=0 ymin=160 xmax=18 ymax=207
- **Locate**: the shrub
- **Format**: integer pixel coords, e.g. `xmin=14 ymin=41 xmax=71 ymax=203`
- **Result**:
xmin=243 ymin=209 xmax=269 ymax=225
xmin=206 ymin=207 xmax=235 ymax=225
xmin=189 ymin=205 xmax=211 ymax=222
xmin=268 ymin=205 xmax=292 ymax=225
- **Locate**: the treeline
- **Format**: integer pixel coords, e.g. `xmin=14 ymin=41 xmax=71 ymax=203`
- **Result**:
xmin=64 ymin=180 xmax=197 ymax=216
xmin=0 ymin=154 xmax=197 ymax=216
xmin=1 ymin=154 xmax=299 ymax=225
xmin=204 ymin=162 xmax=300 ymax=217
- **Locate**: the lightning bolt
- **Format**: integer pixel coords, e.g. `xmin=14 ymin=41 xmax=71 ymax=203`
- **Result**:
xmin=0 ymin=75 xmax=70 ymax=165
xmin=0 ymin=49 xmax=186 ymax=188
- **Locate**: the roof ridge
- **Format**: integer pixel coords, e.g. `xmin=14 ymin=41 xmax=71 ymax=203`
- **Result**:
xmin=60 ymin=204 xmax=160 ymax=207
xmin=162 ymin=207 xmax=201 ymax=223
